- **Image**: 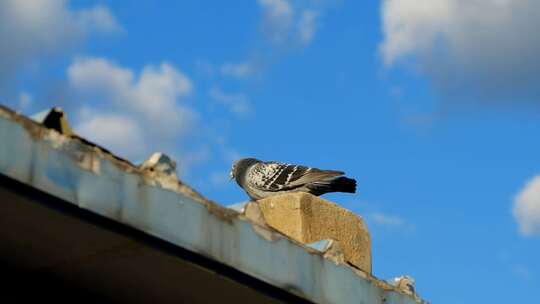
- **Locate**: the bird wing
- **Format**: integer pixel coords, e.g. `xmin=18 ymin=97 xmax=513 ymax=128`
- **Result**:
xmin=248 ymin=161 xmax=344 ymax=192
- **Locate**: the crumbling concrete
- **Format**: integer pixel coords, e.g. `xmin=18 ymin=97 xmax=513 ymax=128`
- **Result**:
xmin=0 ymin=105 xmax=426 ymax=303
xmin=256 ymin=192 xmax=371 ymax=273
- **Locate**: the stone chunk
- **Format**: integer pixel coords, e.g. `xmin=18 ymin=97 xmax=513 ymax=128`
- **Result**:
xmin=256 ymin=192 xmax=371 ymax=273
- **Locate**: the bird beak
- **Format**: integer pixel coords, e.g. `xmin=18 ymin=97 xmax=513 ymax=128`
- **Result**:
xmin=229 ymin=171 xmax=234 ymax=181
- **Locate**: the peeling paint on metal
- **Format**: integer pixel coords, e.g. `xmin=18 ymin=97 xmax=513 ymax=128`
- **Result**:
xmin=227 ymin=201 xmax=248 ymax=213
xmin=307 ymin=239 xmax=333 ymax=252
xmin=0 ymin=105 xmax=427 ymax=304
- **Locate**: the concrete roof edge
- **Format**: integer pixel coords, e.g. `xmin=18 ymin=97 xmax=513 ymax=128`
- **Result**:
xmin=0 ymin=105 xmax=426 ymax=304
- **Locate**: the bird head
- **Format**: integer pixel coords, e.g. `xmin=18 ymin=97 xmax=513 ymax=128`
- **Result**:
xmin=229 ymin=158 xmax=259 ymax=182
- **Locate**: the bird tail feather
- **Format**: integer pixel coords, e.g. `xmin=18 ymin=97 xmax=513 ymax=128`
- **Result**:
xmin=308 ymin=176 xmax=357 ymax=194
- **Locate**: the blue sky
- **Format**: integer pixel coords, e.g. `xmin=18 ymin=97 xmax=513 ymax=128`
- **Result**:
xmin=2 ymin=1 xmax=540 ymax=303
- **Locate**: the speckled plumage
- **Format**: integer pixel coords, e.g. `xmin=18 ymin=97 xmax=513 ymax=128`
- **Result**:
xmin=230 ymin=158 xmax=357 ymax=200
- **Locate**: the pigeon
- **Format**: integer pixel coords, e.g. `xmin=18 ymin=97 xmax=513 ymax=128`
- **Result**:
xmin=230 ymin=158 xmax=357 ymax=200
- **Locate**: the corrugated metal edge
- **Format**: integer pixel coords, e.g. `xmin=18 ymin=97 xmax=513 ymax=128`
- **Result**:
xmin=0 ymin=105 xmax=427 ymax=304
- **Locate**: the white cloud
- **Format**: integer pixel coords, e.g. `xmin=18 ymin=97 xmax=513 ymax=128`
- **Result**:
xmin=76 ymin=111 xmax=146 ymax=158
xmin=209 ymin=87 xmax=252 ymax=116
xmin=511 ymin=264 xmax=533 ymax=280
xmin=214 ymin=0 xmax=327 ymax=87
xmin=513 ymin=175 xmax=540 ymax=236
xmin=298 ymin=10 xmax=320 ymax=45
xmin=76 ymin=5 xmax=122 ymax=34
xmin=18 ymin=92 xmax=32 ymax=110
xmin=0 ymin=0 xmax=120 ymax=87
xmin=380 ymin=0 xmax=453 ymax=66
xmin=210 ymin=171 xmax=231 ymax=188
xmin=369 ymin=212 xmax=406 ymax=227
xmin=380 ymin=0 xmax=540 ymax=103
xmin=362 ymin=211 xmax=415 ymax=233
xmin=259 ymin=0 xmax=294 ymax=44
xmin=68 ymin=57 xmax=196 ymax=161
xmin=258 ymin=0 xmax=324 ymax=47
xmin=220 ymin=62 xmax=257 ymax=78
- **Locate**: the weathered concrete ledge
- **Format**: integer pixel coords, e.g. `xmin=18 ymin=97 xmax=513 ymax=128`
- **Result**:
xmin=256 ymin=192 xmax=371 ymax=273
xmin=0 ymin=105 xmax=426 ymax=304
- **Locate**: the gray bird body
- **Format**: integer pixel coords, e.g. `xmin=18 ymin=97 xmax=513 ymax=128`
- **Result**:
xmin=230 ymin=158 xmax=357 ymax=200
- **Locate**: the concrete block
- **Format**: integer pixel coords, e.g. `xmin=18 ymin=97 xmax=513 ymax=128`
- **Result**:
xmin=256 ymin=192 xmax=371 ymax=273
